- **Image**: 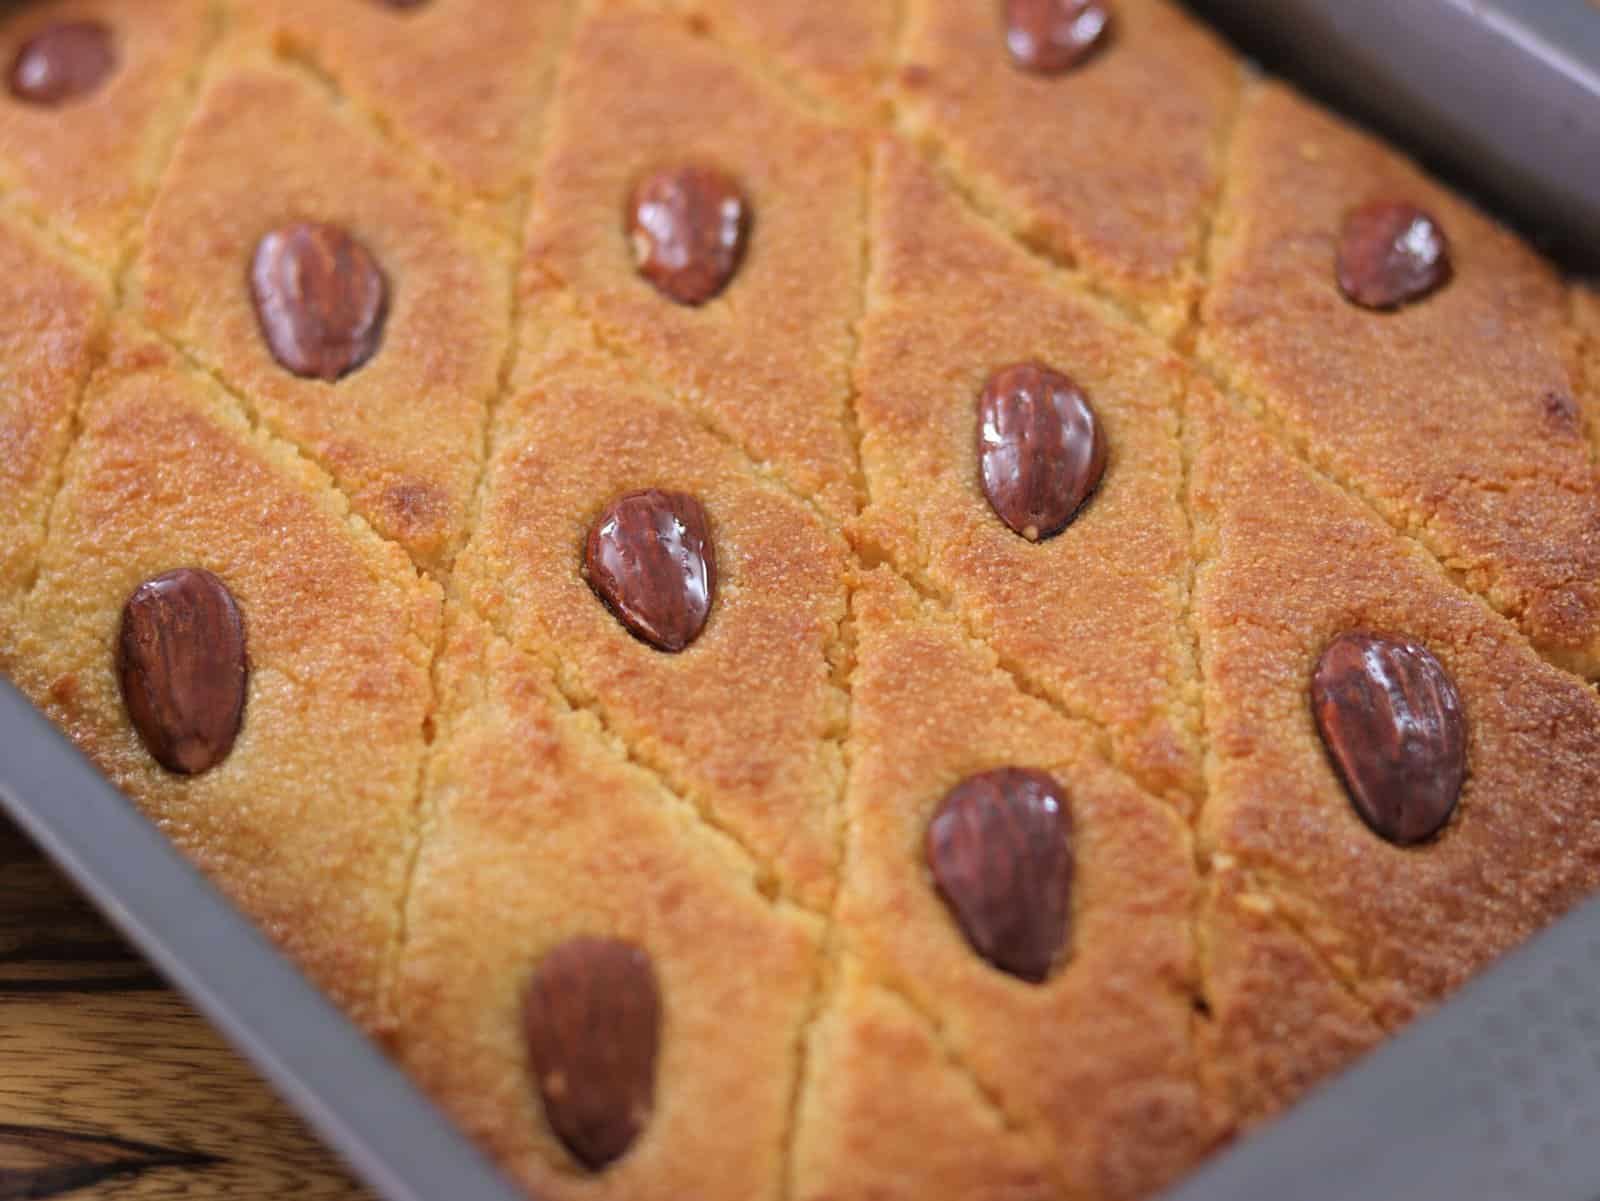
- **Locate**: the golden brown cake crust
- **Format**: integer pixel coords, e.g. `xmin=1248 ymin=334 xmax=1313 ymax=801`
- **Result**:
xmin=791 ymin=958 xmax=1059 ymax=1201
xmin=670 ymin=0 xmax=898 ymax=121
xmin=0 ymin=0 xmax=217 ymax=271
xmin=0 ymin=214 xmax=104 ymax=660
xmin=234 ymin=0 xmax=574 ymax=231
xmin=8 ymin=328 xmax=438 ymax=1027
xmin=896 ymin=0 xmax=1240 ymax=333
xmin=1 ymin=3 xmax=1599 ymax=1199
xmin=456 ymin=299 xmax=850 ymax=911
xmin=130 ymin=53 xmax=511 ymax=572
xmin=1202 ymin=82 xmax=1600 ymax=675
xmin=393 ymin=608 xmax=819 ymax=1201
xmin=856 ymin=140 xmax=1202 ymax=809
xmin=814 ymin=568 xmax=1215 ymax=1201
xmin=1188 ymin=380 xmax=1600 ymax=1120
xmin=1572 ymin=284 xmax=1600 ymax=463
xmin=525 ymin=5 xmax=866 ymax=523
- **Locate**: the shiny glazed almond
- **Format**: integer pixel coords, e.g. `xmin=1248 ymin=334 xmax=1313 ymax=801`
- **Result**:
xmin=628 ymin=165 xmax=749 ymax=306
xmin=523 ymin=937 xmax=661 ymax=1171
xmin=926 ymin=767 xmax=1074 ymax=982
xmin=1312 ymin=631 xmax=1466 ymax=845
xmin=250 ymin=222 xmax=389 ymax=381
xmin=116 ymin=569 xmax=248 ymax=776
xmin=1335 ymin=201 xmax=1452 ymax=311
xmin=978 ymin=362 xmax=1107 ymax=541
xmin=585 ymin=489 xmax=717 ymax=653
xmin=8 ymin=21 xmax=116 ymax=105
xmin=1004 ymin=0 xmax=1112 ymax=74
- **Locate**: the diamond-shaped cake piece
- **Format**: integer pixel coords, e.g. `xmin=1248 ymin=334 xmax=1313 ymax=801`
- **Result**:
xmin=1188 ymin=382 xmax=1600 ymax=1123
xmin=855 ymin=141 xmax=1202 ymax=809
xmin=1201 ymin=83 xmax=1600 ymax=676
xmin=896 ymin=0 xmax=1239 ymax=333
xmin=832 ymin=568 xmax=1213 ymax=1198
xmin=0 ymin=214 xmax=105 ymax=658
xmin=456 ymin=307 xmax=850 ymax=911
xmin=393 ymin=612 xmax=818 ymax=1197
xmin=130 ymin=56 xmax=510 ymax=573
xmin=0 ymin=0 xmax=216 ymax=271
xmin=526 ymin=6 xmax=864 ymax=523
xmin=9 ymin=329 xmax=439 ymax=1028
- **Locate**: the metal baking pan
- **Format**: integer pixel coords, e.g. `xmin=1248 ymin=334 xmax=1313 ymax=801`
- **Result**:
xmin=0 ymin=680 xmax=526 ymax=1201
xmin=1189 ymin=0 xmax=1600 ymax=263
xmin=4 ymin=3 xmax=1600 ymax=1200
xmin=1170 ymin=888 xmax=1600 ymax=1201
xmin=11 ymin=670 xmax=1600 ymax=1201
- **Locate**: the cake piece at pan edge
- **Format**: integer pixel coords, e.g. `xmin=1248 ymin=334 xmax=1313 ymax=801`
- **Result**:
xmin=1 ymin=3 xmax=1597 ymax=1199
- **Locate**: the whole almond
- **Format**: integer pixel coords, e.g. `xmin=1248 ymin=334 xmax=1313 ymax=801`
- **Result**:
xmin=523 ymin=937 xmax=661 ymax=1171
xmin=1004 ymin=0 xmax=1112 ymax=74
xmin=585 ymin=489 xmax=717 ymax=653
xmin=1312 ymin=631 xmax=1466 ymax=845
xmin=116 ymin=568 xmax=248 ymax=776
xmin=926 ymin=767 xmax=1074 ymax=982
xmin=978 ymin=363 xmax=1107 ymax=542
xmin=250 ymin=222 xmax=389 ymax=381
xmin=9 ymin=21 xmax=116 ymax=105
xmin=628 ymin=164 xmax=749 ymax=306
xmin=1335 ymin=201 xmax=1452 ymax=311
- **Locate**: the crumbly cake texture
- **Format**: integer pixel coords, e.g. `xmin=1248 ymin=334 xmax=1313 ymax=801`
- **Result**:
xmin=0 ymin=4 xmax=1597 ymax=1201
xmin=232 ymin=0 xmax=574 ymax=232
xmin=7 ymin=327 xmax=439 ymax=1027
xmin=128 ymin=48 xmax=513 ymax=572
xmin=1189 ymin=379 xmax=1600 ymax=1120
xmin=857 ymin=142 xmax=1201 ymax=810
xmin=0 ymin=0 xmax=217 ymax=275
xmin=633 ymin=0 xmax=897 ymax=122
xmin=894 ymin=0 xmax=1239 ymax=335
xmin=525 ymin=6 xmax=866 ymax=523
xmin=803 ymin=567 xmax=1210 ymax=1199
xmin=395 ymin=606 xmax=819 ymax=1199
xmin=0 ymin=214 xmax=103 ymax=664
xmin=1201 ymin=82 xmax=1600 ymax=676
xmin=1574 ymin=285 xmax=1600 ymax=458
xmin=456 ymin=295 xmax=850 ymax=911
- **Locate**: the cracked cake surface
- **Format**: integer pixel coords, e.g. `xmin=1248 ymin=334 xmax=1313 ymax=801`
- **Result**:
xmin=1 ymin=2 xmax=1598 ymax=1200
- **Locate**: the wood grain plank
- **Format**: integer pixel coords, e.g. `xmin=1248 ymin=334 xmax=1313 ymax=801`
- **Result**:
xmin=0 ymin=816 xmax=372 ymax=1199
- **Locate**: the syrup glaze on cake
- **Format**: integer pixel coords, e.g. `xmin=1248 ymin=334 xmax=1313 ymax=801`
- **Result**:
xmin=2 ymin=4 xmax=1598 ymax=1200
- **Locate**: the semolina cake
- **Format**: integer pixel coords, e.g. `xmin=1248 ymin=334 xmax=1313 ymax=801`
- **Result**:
xmin=1 ymin=3 xmax=1598 ymax=1199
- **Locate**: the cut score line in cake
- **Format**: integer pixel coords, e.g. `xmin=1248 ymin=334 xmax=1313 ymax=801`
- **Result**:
xmin=1 ymin=3 xmax=1598 ymax=1201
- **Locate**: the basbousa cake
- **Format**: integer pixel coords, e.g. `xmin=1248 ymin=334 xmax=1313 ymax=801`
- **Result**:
xmin=1 ymin=3 xmax=1597 ymax=1200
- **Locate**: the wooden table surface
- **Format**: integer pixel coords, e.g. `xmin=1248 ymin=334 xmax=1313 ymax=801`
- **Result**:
xmin=0 ymin=814 xmax=371 ymax=1199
